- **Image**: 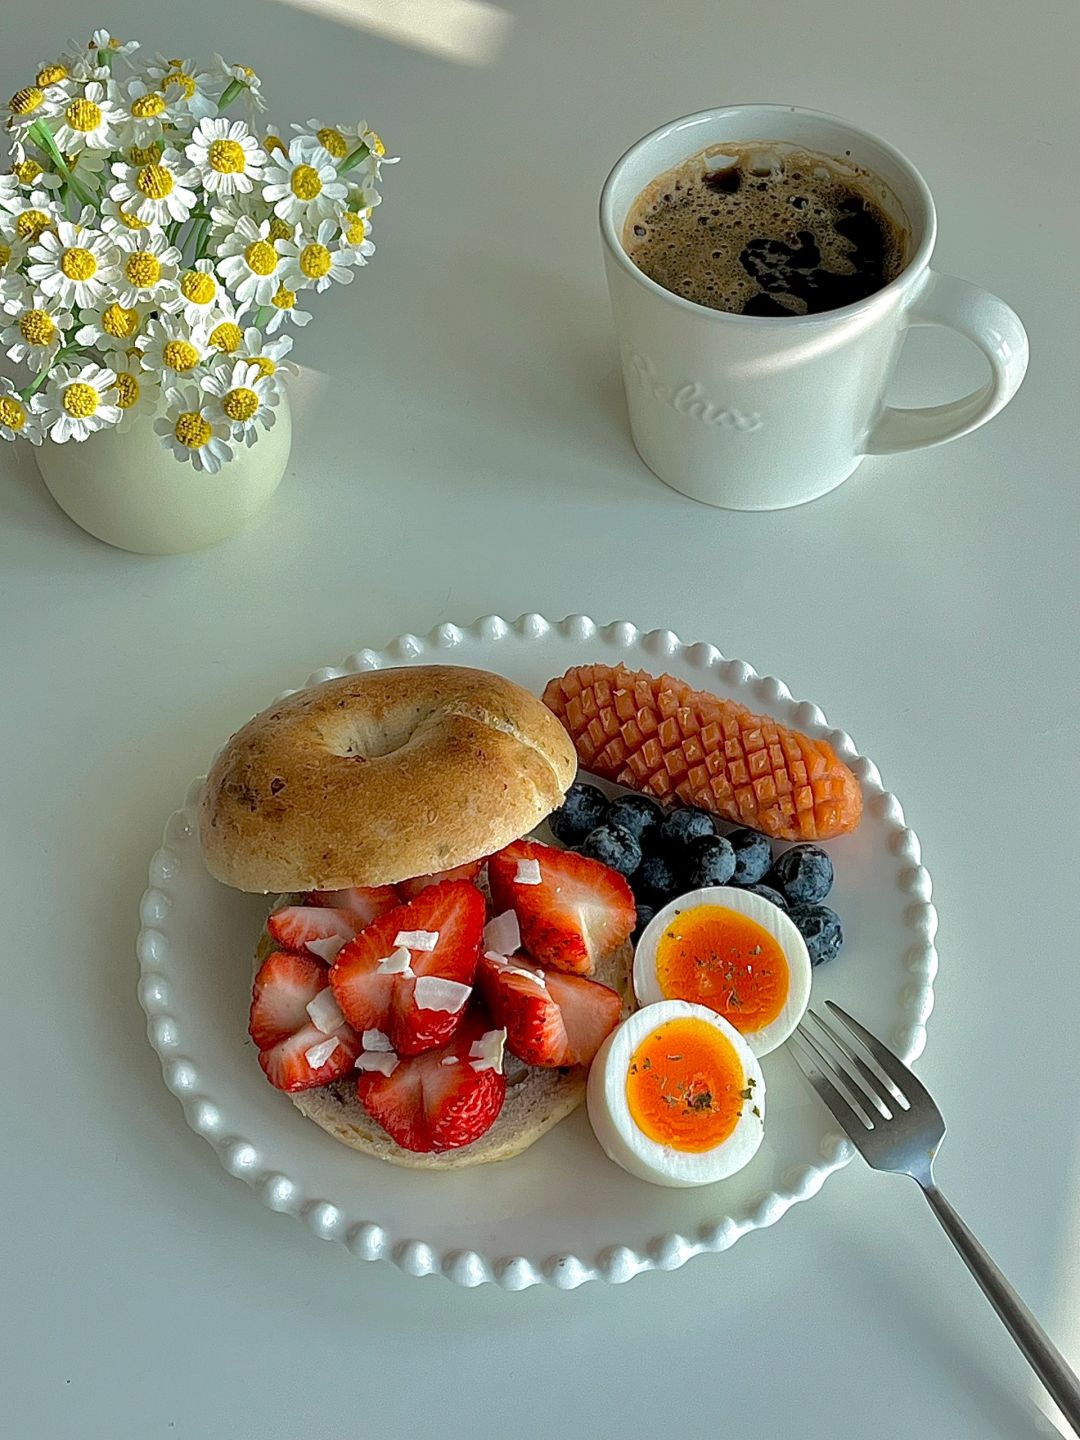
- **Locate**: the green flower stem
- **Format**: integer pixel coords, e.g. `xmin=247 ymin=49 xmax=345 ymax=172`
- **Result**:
xmin=217 ymin=79 xmax=244 ymax=113
xmin=28 ymin=121 xmax=96 ymax=209
xmin=337 ymin=142 xmax=370 ymax=175
xmin=253 ymin=305 xmax=270 ymax=329
xmin=191 ymin=216 xmax=212 ymax=261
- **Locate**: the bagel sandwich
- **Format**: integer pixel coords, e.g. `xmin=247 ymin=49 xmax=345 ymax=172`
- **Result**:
xmin=199 ymin=665 xmax=637 ymax=1169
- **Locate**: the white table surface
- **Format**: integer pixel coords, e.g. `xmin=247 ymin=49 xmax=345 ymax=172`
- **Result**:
xmin=2 ymin=1 xmax=1078 ymax=1436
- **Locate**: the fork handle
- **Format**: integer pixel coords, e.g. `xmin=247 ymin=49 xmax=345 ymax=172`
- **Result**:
xmin=922 ymin=1184 xmax=1080 ymax=1430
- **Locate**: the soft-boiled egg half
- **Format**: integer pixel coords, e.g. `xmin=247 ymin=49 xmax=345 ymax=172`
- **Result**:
xmin=633 ymin=886 xmax=811 ymax=1057
xmin=587 ymin=999 xmax=765 ymax=1187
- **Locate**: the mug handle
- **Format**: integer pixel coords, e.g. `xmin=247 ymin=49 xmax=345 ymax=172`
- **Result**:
xmin=864 ymin=270 xmax=1029 ymax=454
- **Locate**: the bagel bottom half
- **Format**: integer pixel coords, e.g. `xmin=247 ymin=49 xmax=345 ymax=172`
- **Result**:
xmin=255 ymin=903 xmax=635 ymax=1171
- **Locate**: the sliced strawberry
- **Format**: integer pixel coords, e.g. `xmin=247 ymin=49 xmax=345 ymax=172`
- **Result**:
xmin=395 ymin=860 xmax=485 ymax=901
xmin=249 ymin=950 xmax=360 ymax=1091
xmin=266 ymin=904 xmax=360 ymax=956
xmin=303 ymin=885 xmax=401 ymax=925
xmin=476 ymin=952 xmax=621 ymax=1066
xmin=487 ymin=839 xmax=635 ymax=975
xmin=330 ymin=880 xmax=485 ymax=1056
xmin=356 ymin=1009 xmax=506 ymax=1152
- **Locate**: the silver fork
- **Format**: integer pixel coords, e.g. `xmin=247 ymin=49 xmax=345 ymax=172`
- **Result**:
xmin=792 ymin=1002 xmax=1080 ymax=1432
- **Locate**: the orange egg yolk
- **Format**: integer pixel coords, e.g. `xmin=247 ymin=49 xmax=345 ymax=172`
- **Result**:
xmin=625 ymin=1017 xmax=751 ymax=1152
xmin=655 ymin=904 xmax=789 ymax=1034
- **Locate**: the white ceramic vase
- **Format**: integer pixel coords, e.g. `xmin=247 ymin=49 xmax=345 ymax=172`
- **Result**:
xmin=35 ymin=393 xmax=291 ymax=554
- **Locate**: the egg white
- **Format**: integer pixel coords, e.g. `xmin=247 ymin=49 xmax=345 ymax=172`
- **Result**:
xmin=586 ymin=999 xmax=766 ymax=1188
xmin=633 ymin=886 xmax=812 ymax=1058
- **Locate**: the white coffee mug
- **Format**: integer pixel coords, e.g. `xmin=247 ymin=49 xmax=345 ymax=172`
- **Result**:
xmin=600 ymin=105 xmax=1029 ymax=510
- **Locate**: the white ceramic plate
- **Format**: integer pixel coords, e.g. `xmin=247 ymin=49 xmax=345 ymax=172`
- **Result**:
xmin=137 ymin=614 xmax=938 ymax=1290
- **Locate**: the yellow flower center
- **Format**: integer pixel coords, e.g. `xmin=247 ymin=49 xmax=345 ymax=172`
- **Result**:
xmin=14 ymin=158 xmax=42 ymax=184
xmin=290 ymin=164 xmax=322 ymax=200
xmin=0 ymin=243 xmax=11 ymax=268
xmin=299 ymin=242 xmax=331 ymax=279
xmin=248 ymin=355 xmax=276 ymax=378
xmin=270 ymin=285 xmax=295 ymax=311
xmin=36 ymin=64 xmax=69 ymax=87
xmin=128 ymin=141 xmax=162 ymax=166
xmin=267 ymin=217 xmax=293 ymax=242
xmin=137 ymin=163 xmax=174 ymax=199
xmin=125 ymin=252 xmax=161 ymax=287
xmin=209 ymin=138 xmax=247 ymax=174
xmin=15 ymin=209 xmax=51 ymax=242
xmin=174 ymin=410 xmax=212 ymax=448
xmin=369 ymin=132 xmax=386 ymax=157
xmin=60 ymin=246 xmax=97 ymax=281
xmin=66 ymin=98 xmax=103 ymax=133
xmin=9 ymin=87 xmax=44 ymax=116
xmin=222 ymin=386 xmax=260 ymax=422
xmin=130 ymin=92 xmax=166 ymax=120
xmin=63 ymin=382 xmax=99 ymax=418
xmin=343 ymin=211 xmax=367 ymax=245
xmin=20 ymin=309 xmax=56 ymax=345
xmin=264 ymin=134 xmax=287 ymax=157
xmin=244 ymin=239 xmax=278 ymax=276
xmin=317 ymin=127 xmax=347 ymax=158
xmin=180 ymin=269 xmax=216 ymax=305
xmin=0 ymin=395 xmax=26 ymax=430
xmin=164 ymin=71 xmax=197 ymax=100
xmin=208 ymin=321 xmax=243 ymax=353
xmin=113 ymin=372 xmax=140 ymax=409
xmin=102 ymin=302 xmax=139 ymax=338
xmin=238 ymin=65 xmax=256 ymax=79
xmin=162 ymin=339 xmax=200 ymax=371
xmin=117 ymin=207 xmax=147 ymax=230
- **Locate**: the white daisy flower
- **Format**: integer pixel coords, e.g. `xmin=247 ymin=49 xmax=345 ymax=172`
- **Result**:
xmin=32 ymin=57 xmax=81 ymax=92
xmin=0 ymin=173 xmax=18 ymax=209
xmin=61 ymin=146 xmax=109 ymax=185
xmin=212 ymin=56 xmax=267 ymax=116
xmin=136 ymin=316 xmax=210 ymax=379
xmin=337 ymin=207 xmax=375 ymax=264
xmin=262 ymin=282 xmax=311 ymax=333
xmin=216 ymin=214 xmax=294 ymax=307
xmin=0 ymin=222 xmax=29 ymax=281
xmin=110 ymin=229 xmax=181 ymax=308
xmin=88 ymin=31 xmax=140 ymax=61
xmin=186 ymin=117 xmax=266 ymax=197
xmin=206 ymin=194 xmax=282 ymax=250
xmin=145 ymin=56 xmax=220 ymax=122
xmin=0 ymin=376 xmax=45 ymax=445
xmin=0 ymin=271 xmax=30 ymax=315
xmin=0 ymin=190 xmax=60 ymax=248
xmin=293 ymin=119 xmax=396 ymax=170
xmin=109 ymin=147 xmax=198 ymax=226
xmin=74 ymin=296 xmax=149 ymax=355
xmin=5 ymin=83 xmax=63 ymax=132
xmin=155 ymin=382 xmax=233 ymax=472
xmin=113 ymin=80 xmax=180 ymax=148
xmin=279 ymin=218 xmax=355 ymax=294
xmin=162 ymin=259 xmax=229 ymax=328
xmin=109 ymin=354 xmax=160 ymax=432
xmin=8 ymin=144 xmax=63 ymax=194
xmin=27 ymin=220 xmax=118 ymax=309
xmin=233 ymin=326 xmax=297 ymax=378
xmin=201 ymin=358 xmax=279 ymax=445
xmin=98 ymin=195 xmax=155 ymax=239
xmin=51 ymin=80 xmax=126 ymax=154
xmin=261 ymin=137 xmax=347 ymax=227
xmin=1 ymin=294 xmax=74 ymax=367
xmin=40 ymin=361 xmax=121 ymax=442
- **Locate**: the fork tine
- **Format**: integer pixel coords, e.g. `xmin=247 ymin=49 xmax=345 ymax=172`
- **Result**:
xmin=805 ymin=1007 xmax=903 ymax=1114
xmin=825 ymin=1001 xmax=936 ymax=1110
xmin=789 ymin=1036 xmax=874 ymax=1139
xmin=796 ymin=1024 xmax=883 ymax=1125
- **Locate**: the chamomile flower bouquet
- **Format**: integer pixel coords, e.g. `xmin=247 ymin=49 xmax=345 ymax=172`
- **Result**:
xmin=0 ymin=29 xmax=393 ymax=474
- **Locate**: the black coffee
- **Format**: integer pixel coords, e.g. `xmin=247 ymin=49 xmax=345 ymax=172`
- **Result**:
xmin=623 ymin=142 xmax=909 ymax=316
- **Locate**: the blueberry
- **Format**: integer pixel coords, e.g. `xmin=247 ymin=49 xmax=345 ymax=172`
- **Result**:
xmin=605 ymin=793 xmax=664 ymax=843
xmin=549 ymin=781 xmax=608 ymax=845
xmin=635 ymin=852 xmax=680 ymax=904
xmin=727 ymin=827 xmax=773 ymax=884
xmin=581 ymin=823 xmax=642 ymax=879
xmin=633 ymin=899 xmax=656 ymax=937
xmin=659 ymin=806 xmax=717 ymax=848
xmin=768 ymin=845 xmax=834 ymax=904
xmin=789 ymin=904 xmax=843 ymax=966
xmin=738 ymin=883 xmax=789 ymax=913
xmin=685 ymin=833 xmax=736 ymax=888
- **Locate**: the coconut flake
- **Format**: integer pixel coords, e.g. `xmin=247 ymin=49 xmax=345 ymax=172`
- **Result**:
xmin=354 ymin=1050 xmax=399 ymax=1077
xmin=304 ymin=1036 xmax=340 ymax=1069
xmin=376 ymin=946 xmax=415 ymax=976
xmin=440 ymin=1055 xmax=459 ymax=1066
xmin=484 ymin=951 xmax=546 ymax=987
xmin=305 ymin=934 xmax=348 ymax=964
xmin=394 ymin=929 xmax=439 ymax=952
xmin=413 ymin=977 xmax=472 ymax=1013
xmin=514 ymin=859 xmax=542 ymax=885
xmin=306 ymin=988 xmax=346 ymax=1034
xmin=483 ymin=909 xmax=521 ymax=956
xmin=469 ymin=1028 xmax=507 ymax=1074
xmin=361 ymin=1028 xmax=394 ymax=1052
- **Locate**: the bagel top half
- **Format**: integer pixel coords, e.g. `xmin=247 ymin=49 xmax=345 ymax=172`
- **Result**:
xmin=199 ymin=665 xmax=578 ymax=892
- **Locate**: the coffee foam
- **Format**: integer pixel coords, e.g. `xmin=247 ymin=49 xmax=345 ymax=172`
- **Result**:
xmin=623 ymin=142 xmax=910 ymax=316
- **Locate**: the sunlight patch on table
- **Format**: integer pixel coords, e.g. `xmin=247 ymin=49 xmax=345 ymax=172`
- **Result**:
xmin=270 ymin=0 xmax=512 ymax=65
